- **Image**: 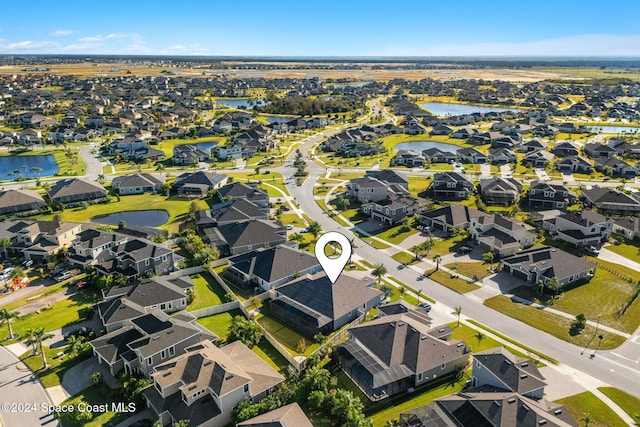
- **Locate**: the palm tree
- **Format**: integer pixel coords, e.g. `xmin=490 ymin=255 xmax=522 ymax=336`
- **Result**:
xmin=307 ymin=221 xmax=322 ymax=241
xmin=416 ymin=289 xmax=423 ymax=304
xmin=371 ymin=263 xmax=387 ymax=284
xmin=97 ymin=173 xmax=105 ymax=183
xmin=0 ymin=308 xmax=19 ymax=340
xmin=380 ymin=285 xmax=394 ymax=300
xmin=534 ymin=280 xmax=545 ymax=296
xmin=453 ymin=306 xmax=462 ymax=327
xmin=190 ymin=157 xmax=199 ymax=171
xmin=474 ymin=331 xmax=486 ymax=345
xmin=581 ymin=414 xmax=592 ymax=427
xmin=547 ymin=276 xmax=561 ymax=298
xmin=30 ymin=166 xmax=42 ymax=179
xmin=304 ymin=366 xmax=331 ymax=391
xmin=0 ymin=237 xmax=11 ymax=259
xmin=289 ymin=233 xmax=304 ymax=244
xmin=24 ymin=327 xmax=54 ymax=368
xmin=432 ymin=254 xmax=442 ymax=271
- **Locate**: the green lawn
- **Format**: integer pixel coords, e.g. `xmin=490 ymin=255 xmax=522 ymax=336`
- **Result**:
xmin=429 ymin=234 xmax=469 ymax=257
xmin=370 ymin=224 xmax=419 ymax=245
xmin=252 ymin=340 xmax=291 ymax=375
xmin=508 ymin=261 xmax=640 ymax=334
xmin=58 ymin=386 xmax=130 ymax=427
xmin=445 ymin=261 xmax=492 ymax=281
xmin=556 ymin=391 xmax=628 ymax=427
xmin=196 ymin=309 xmax=244 ymax=343
xmin=20 ymin=345 xmax=91 ymax=388
xmin=605 ymin=240 xmax=640 ymax=264
xmin=37 ymin=193 xmax=208 ymax=234
xmin=407 ymin=175 xmax=433 ymax=197
xmin=226 ymin=171 xmax=290 ymax=197
xmin=254 ymin=304 xmax=320 ymax=356
xmin=597 ymin=387 xmax=640 ymax=425
xmin=187 ymin=272 xmax=227 ymax=311
xmin=155 ymin=136 xmax=225 ymax=158
xmin=427 ymin=269 xmax=481 ymax=294
xmin=391 ymin=251 xmax=415 ymax=265
xmin=278 ymin=213 xmax=307 ymax=227
xmin=484 ymin=295 xmax=627 ymax=349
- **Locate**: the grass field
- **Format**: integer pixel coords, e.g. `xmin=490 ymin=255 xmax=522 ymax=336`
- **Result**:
xmin=556 ymin=391 xmax=628 ymax=427
xmin=58 ymin=386 xmax=129 ymax=427
xmin=254 ymin=304 xmax=320 ymax=356
xmin=597 ymin=387 xmax=640 ymax=425
xmin=252 ymin=340 xmax=291 ymax=375
xmin=20 ymin=345 xmax=90 ymax=388
xmin=226 ymin=171 xmax=290 ymax=197
xmin=187 ymin=271 xmax=228 ymax=311
xmin=426 ymin=269 xmax=481 ymax=294
xmin=196 ymin=309 xmax=244 ymax=343
xmin=368 ymin=224 xmax=419 ymax=245
xmin=484 ymin=295 xmax=627 ymax=349
xmin=605 ymin=240 xmax=640 ymax=264
xmin=444 ymin=261 xmax=492 ymax=281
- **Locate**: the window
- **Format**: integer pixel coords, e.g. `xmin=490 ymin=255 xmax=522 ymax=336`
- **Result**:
xmin=169 ymin=346 xmax=175 ymax=356
xmin=145 ymin=259 xmax=150 ymax=266
xmin=181 ymin=298 xmax=186 ymax=306
xmin=243 ymin=384 xmax=249 ymax=393
xmin=160 ymin=303 xmax=166 ymax=310
xmin=168 ymin=302 xmax=172 ymax=309
xmin=441 ymin=363 xmax=446 ymax=370
xmin=161 ymin=350 xmax=166 ymax=359
xmin=146 ymin=357 xmax=152 ymax=365
xmin=417 ymin=373 xmax=423 ymax=382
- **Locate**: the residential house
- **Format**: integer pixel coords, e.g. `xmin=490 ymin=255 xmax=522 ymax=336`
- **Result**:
xmin=612 ymin=217 xmax=640 ymax=240
xmin=215 ymin=182 xmax=269 ymax=207
xmin=419 ymin=205 xmax=484 ymax=232
xmin=347 ymin=171 xmax=409 ymax=203
xmin=594 ymin=157 xmax=638 ymax=177
xmin=196 ymin=199 xmax=268 ymax=228
xmin=431 ymin=172 xmax=474 ymax=200
xmin=519 ymin=139 xmax=548 ymax=153
xmin=366 ymin=170 xmax=409 ymax=189
xmin=451 ymin=126 xmax=478 ymax=139
xmin=528 ymin=181 xmax=576 ymax=209
xmin=111 ymin=173 xmax=165 ymax=195
xmin=143 ymin=339 xmax=284 ymax=427
xmin=362 ymin=195 xmax=425 ymax=226
xmin=421 ymin=148 xmax=457 ymax=164
xmin=488 ymin=147 xmax=517 ymax=164
xmin=402 ymin=347 xmax=577 ymax=427
xmin=584 ymin=143 xmax=618 ymax=158
xmin=6 ymin=220 xmax=82 ymax=262
xmin=336 ymin=303 xmax=470 ymax=401
xmin=98 ymin=276 xmax=194 ymax=332
xmin=456 ymin=147 xmax=488 ymax=164
xmin=91 ymin=310 xmax=215 ymax=377
xmin=480 ymin=177 xmax=523 ymax=206
xmin=69 ymin=229 xmax=176 ymax=278
xmin=0 ymin=189 xmax=47 ymax=216
xmin=470 ymin=214 xmax=536 ymax=257
xmin=542 ymin=210 xmax=612 ymax=248
xmin=225 ymin=244 xmax=321 ymax=291
xmin=270 ymin=272 xmax=382 ymax=337
xmin=48 ymin=178 xmax=107 ymax=206
xmin=172 ymin=171 xmax=228 ymax=198
xmin=524 ymin=149 xmax=554 ymax=168
xmin=237 ymin=403 xmax=313 ymax=427
xmin=172 ymin=144 xmax=211 ymax=166
xmin=552 ymin=141 xmax=579 ymax=157
xmin=202 ymin=220 xmax=287 ymax=256
xmin=394 ymin=150 xmax=425 ymax=167
xmin=581 ymin=187 xmax=640 ymax=214
xmin=430 ymin=124 xmax=453 ymax=135
xmin=501 ymin=246 xmax=596 ymax=286
xmin=555 ymin=156 xmax=592 ymax=173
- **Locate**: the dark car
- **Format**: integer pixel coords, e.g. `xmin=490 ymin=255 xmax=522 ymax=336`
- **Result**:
xmin=418 ymin=302 xmax=432 ymax=312
xmin=65 ymin=326 xmax=93 ymax=340
xmin=457 ymin=246 xmax=473 ymax=254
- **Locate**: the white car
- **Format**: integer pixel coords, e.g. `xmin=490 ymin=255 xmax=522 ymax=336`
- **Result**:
xmin=0 ymin=267 xmax=14 ymax=279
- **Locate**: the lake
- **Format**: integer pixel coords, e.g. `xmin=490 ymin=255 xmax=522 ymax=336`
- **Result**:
xmin=216 ymin=98 xmax=265 ymax=109
xmin=394 ymin=141 xmax=461 ymax=153
xmin=587 ymin=125 xmax=640 ymax=134
xmin=419 ymin=102 xmax=523 ymax=117
xmin=0 ymin=155 xmax=58 ymax=179
xmin=193 ymin=141 xmax=218 ymax=151
xmin=263 ymin=116 xmax=294 ymax=124
xmin=92 ymin=210 xmax=169 ymax=227
xmin=330 ymin=81 xmax=372 ymax=88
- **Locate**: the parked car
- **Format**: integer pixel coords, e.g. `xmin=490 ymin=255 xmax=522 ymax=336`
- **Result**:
xmin=418 ymin=302 xmax=432 ymax=312
xmin=585 ymin=246 xmax=599 ymax=256
xmin=457 ymin=246 xmax=473 ymax=254
xmin=285 ymin=225 xmax=293 ymax=230
xmin=0 ymin=267 xmax=14 ymax=280
xmin=65 ymin=326 xmax=93 ymax=340
xmin=54 ymin=270 xmax=73 ymax=282
xmin=281 ymin=206 xmax=290 ymax=211
xmin=22 ymin=259 xmax=34 ymax=268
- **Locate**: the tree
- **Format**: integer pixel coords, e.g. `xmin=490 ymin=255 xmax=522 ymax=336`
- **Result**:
xmin=304 ymin=366 xmax=331 ymax=391
xmin=371 ymin=263 xmax=387 ymax=284
xmin=307 ymin=221 xmax=322 ymax=241
xmin=30 ymin=166 xmax=42 ymax=179
xmin=24 ymin=327 xmax=54 ymax=368
xmin=474 ymin=331 xmax=486 ymax=345
xmin=572 ymin=313 xmax=587 ymax=332
xmin=97 ymin=173 xmax=105 ymax=183
xmin=547 ymin=276 xmax=561 ymax=298
xmin=190 ymin=157 xmax=199 ymax=171
xmin=174 ymin=421 xmax=190 ymax=427
xmin=0 ymin=308 xmax=19 ymax=339
xmin=432 ymin=254 xmax=442 ymax=271
xmin=581 ymin=414 xmax=592 ymax=427
xmin=10 ymin=266 xmax=26 ymax=282
xmin=0 ymin=237 xmax=11 ymax=259
xmin=90 ymin=371 xmax=103 ymax=387
xmin=534 ymin=280 xmax=545 ymax=296
xmin=482 ymin=251 xmax=495 ymax=264
xmin=453 ymin=306 xmax=462 ymax=327
xmin=227 ymin=316 xmax=262 ymax=348
xmin=335 ymin=196 xmax=350 ymax=211
xmin=64 ymin=335 xmax=85 ymax=358
xmin=289 ymin=233 xmax=304 ymax=244
xmin=416 ymin=289 xmax=423 ymax=304
xmin=380 ymin=284 xmax=394 ymax=299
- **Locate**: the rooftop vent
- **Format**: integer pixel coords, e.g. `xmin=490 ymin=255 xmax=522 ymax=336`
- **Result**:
xmin=152 ymin=336 xmax=160 ymax=340
xmin=521 ymin=362 xmax=529 ymax=367
xmin=438 ymin=328 xmax=445 ymax=333
xmin=508 ymin=398 xmax=516 ymax=404
xmin=554 ymin=409 xmax=563 ymax=415
xmin=520 ymin=374 xmax=528 ymax=379
xmin=225 ymin=375 xmax=234 ymax=380
xmin=188 ymin=385 xmax=197 ymax=391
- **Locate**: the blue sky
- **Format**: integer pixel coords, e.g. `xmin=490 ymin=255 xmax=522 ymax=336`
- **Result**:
xmin=1 ymin=1 xmax=639 ymax=56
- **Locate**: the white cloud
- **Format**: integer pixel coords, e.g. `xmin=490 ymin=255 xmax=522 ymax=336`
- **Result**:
xmin=375 ymin=34 xmax=640 ymax=57
xmin=161 ymin=43 xmax=210 ymax=55
xmin=0 ymin=40 xmax=60 ymax=51
xmin=50 ymin=29 xmax=73 ymax=37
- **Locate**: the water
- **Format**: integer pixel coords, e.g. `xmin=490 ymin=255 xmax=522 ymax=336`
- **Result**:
xmin=419 ymin=102 xmax=523 ymax=117
xmin=263 ymin=116 xmax=294 ymax=124
xmin=330 ymin=81 xmax=372 ymax=88
xmin=215 ymin=98 xmax=265 ymax=109
xmin=92 ymin=210 xmax=169 ymax=227
xmin=193 ymin=141 xmax=218 ymax=151
xmin=0 ymin=155 xmax=58 ymax=179
xmin=586 ymin=125 xmax=640 ymax=134
xmin=394 ymin=141 xmax=460 ymax=153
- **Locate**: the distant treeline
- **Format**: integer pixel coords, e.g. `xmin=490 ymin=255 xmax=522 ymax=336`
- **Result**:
xmin=255 ymin=97 xmax=364 ymax=115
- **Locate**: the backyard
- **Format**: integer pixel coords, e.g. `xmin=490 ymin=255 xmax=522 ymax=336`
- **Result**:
xmin=196 ymin=309 xmax=244 ymax=343
xmin=187 ymin=271 xmax=228 ymax=311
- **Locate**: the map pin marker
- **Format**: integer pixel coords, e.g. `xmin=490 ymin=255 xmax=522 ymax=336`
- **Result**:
xmin=315 ymin=231 xmax=352 ymax=284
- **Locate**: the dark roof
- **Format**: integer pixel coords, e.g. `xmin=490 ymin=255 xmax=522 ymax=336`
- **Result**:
xmin=216 ymin=220 xmax=286 ymax=249
xmin=0 ymin=189 xmax=46 ymax=211
xmin=199 ymin=199 xmax=267 ymax=226
xmin=91 ymin=326 xmax=144 ymax=364
xmin=48 ymin=178 xmax=107 ymax=201
xmin=228 ymin=245 xmax=319 ymax=285
xmin=111 ymin=173 xmax=164 ymax=189
xmin=501 ymin=246 xmax=595 ymax=282
xmin=421 ymin=205 xmax=484 ymax=228
xmin=173 ymin=171 xmax=227 ymax=189
xmin=216 ymin=182 xmax=268 ymax=202
xmin=366 ymin=169 xmax=408 ymax=185
xmin=474 ymin=347 xmax=546 ymax=394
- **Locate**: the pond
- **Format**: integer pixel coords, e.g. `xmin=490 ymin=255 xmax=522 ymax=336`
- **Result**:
xmin=330 ymin=81 xmax=372 ymax=88
xmin=586 ymin=125 xmax=640 ymax=134
xmin=394 ymin=141 xmax=461 ymax=153
xmin=0 ymin=155 xmax=58 ymax=179
xmin=215 ymin=98 xmax=265 ymax=109
xmin=419 ymin=102 xmax=523 ymax=117
xmin=91 ymin=210 xmax=169 ymax=227
xmin=193 ymin=141 xmax=218 ymax=151
xmin=263 ymin=116 xmax=294 ymax=124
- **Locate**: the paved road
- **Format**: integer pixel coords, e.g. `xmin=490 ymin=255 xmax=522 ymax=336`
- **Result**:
xmin=281 ymin=136 xmax=640 ymax=399
xmin=0 ymin=346 xmax=58 ymax=427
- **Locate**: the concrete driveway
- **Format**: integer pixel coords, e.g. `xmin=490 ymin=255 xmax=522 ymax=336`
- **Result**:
xmin=44 ymin=317 xmax=102 ymax=349
xmin=61 ymin=357 xmax=119 ymax=396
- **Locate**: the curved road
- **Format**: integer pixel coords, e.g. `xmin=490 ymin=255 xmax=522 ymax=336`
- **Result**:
xmin=281 ymin=136 xmax=640 ymax=399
